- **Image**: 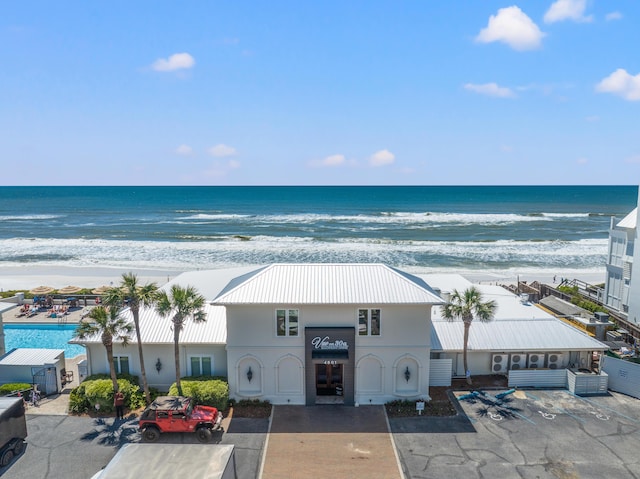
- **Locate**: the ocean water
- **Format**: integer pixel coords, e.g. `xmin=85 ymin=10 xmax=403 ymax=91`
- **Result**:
xmin=3 ymin=324 xmax=86 ymax=358
xmin=0 ymin=185 xmax=637 ymax=276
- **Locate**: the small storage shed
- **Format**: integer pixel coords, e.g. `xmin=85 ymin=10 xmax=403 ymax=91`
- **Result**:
xmin=0 ymin=348 xmax=65 ymax=395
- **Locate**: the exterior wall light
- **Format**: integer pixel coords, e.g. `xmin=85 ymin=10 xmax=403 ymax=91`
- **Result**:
xmin=247 ymin=366 xmax=253 ymax=383
xmin=155 ymin=358 xmax=162 ymax=374
xmin=404 ymin=366 xmax=411 ymax=382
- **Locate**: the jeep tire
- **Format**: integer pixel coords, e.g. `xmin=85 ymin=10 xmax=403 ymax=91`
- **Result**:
xmin=12 ymin=439 xmax=25 ymax=456
xmin=0 ymin=448 xmax=14 ymax=467
xmin=196 ymin=426 xmax=212 ymax=443
xmin=142 ymin=426 xmax=160 ymax=442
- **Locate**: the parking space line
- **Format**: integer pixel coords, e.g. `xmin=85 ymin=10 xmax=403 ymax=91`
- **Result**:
xmin=554 ymin=406 xmax=586 ymax=424
xmin=568 ymin=393 xmax=640 ymax=424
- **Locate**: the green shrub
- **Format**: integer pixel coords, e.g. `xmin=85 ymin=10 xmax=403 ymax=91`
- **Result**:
xmin=558 ymin=285 xmax=579 ymax=295
xmin=168 ymin=377 xmax=229 ymax=411
xmin=68 ymin=377 xmax=144 ymax=414
xmin=0 ymin=383 xmax=31 ymax=396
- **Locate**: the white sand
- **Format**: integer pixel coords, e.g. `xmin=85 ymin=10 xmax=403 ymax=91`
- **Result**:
xmin=0 ymin=265 xmax=183 ymax=292
xmin=0 ymin=264 xmax=606 ymax=292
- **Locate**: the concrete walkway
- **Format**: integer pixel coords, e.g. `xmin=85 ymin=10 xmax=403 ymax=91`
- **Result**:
xmin=261 ymin=405 xmax=403 ymax=479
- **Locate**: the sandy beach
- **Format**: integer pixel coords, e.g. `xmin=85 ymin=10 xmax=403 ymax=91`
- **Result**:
xmin=0 ymin=264 xmax=606 ymax=294
xmin=0 ymin=265 xmax=184 ymax=292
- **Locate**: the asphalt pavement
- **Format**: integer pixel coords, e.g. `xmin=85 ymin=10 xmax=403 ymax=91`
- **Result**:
xmin=3 ymin=389 xmax=640 ymax=479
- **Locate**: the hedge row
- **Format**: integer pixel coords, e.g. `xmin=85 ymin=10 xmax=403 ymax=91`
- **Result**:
xmin=68 ymin=375 xmax=229 ymax=414
xmin=168 ymin=376 xmax=229 ymax=411
xmin=0 ymin=383 xmax=32 ymax=396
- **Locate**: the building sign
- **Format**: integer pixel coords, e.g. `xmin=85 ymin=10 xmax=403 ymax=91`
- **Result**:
xmin=311 ymin=336 xmax=349 ymax=351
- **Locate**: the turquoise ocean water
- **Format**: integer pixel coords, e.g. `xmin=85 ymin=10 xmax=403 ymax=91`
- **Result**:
xmin=0 ymin=185 xmax=637 ymax=275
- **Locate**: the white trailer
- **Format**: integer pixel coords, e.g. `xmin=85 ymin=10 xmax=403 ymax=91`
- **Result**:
xmin=92 ymin=443 xmax=237 ymax=479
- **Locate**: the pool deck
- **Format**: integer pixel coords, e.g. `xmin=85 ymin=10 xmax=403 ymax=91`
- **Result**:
xmin=3 ymin=302 xmax=94 ymax=324
xmin=2 ymin=302 xmax=89 ymax=390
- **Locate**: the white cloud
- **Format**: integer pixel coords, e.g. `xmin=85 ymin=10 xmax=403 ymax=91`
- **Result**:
xmin=464 ymin=82 xmax=516 ymax=98
xmin=605 ymin=11 xmax=623 ymax=21
xmin=152 ymin=53 xmax=195 ymax=72
xmin=475 ymin=6 xmax=545 ymax=51
xmin=596 ymin=69 xmax=640 ymax=101
xmin=308 ymin=154 xmax=347 ymax=168
xmin=323 ymin=154 xmax=346 ymax=167
xmin=175 ymin=144 xmax=193 ymax=156
xmin=369 ymin=149 xmax=395 ymax=167
xmin=544 ymin=0 xmax=593 ymax=24
xmin=208 ymin=144 xmax=238 ymax=157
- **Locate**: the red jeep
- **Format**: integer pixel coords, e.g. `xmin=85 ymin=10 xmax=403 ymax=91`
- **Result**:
xmin=138 ymin=396 xmax=223 ymax=443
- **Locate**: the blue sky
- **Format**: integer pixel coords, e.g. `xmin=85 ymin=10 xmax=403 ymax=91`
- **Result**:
xmin=2 ymin=1 xmax=638 ymax=185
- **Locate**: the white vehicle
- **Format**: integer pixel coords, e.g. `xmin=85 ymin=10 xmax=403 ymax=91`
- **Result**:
xmin=91 ymin=443 xmax=237 ymax=479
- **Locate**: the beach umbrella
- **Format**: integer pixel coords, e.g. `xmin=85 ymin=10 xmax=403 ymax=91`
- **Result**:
xmin=91 ymin=285 xmax=111 ymax=295
xmin=58 ymin=285 xmax=82 ymax=295
xmin=29 ymin=285 xmax=55 ymax=295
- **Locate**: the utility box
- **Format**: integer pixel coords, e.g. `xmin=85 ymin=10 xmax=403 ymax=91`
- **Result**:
xmin=0 ymin=397 xmax=28 ymax=467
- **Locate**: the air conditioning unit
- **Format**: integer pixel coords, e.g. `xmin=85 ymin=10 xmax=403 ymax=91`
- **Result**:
xmin=547 ymin=353 xmax=564 ymax=370
xmin=528 ymin=353 xmax=545 ymax=368
xmin=510 ymin=353 xmax=527 ymax=370
xmin=491 ymin=354 xmax=509 ymax=373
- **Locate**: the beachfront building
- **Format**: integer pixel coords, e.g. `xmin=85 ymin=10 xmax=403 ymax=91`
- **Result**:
xmin=212 ymin=264 xmax=441 ymax=406
xmin=424 ymin=275 xmax=607 ymax=379
xmin=71 ymin=304 xmax=228 ymax=392
xmin=603 ymin=206 xmax=636 ymax=315
xmin=73 ymin=264 xmax=608 ymax=403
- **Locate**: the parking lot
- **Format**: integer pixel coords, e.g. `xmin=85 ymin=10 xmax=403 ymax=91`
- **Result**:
xmin=0 ymin=413 xmax=268 ymax=479
xmin=391 ymin=389 xmax=640 ymax=479
xmin=2 ymin=390 xmax=639 ymax=479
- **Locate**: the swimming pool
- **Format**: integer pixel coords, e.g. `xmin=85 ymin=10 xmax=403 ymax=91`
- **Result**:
xmin=3 ymin=323 xmax=86 ymax=358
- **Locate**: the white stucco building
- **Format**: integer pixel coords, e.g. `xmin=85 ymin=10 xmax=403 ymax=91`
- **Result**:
xmin=73 ymin=263 xmax=608 ymax=405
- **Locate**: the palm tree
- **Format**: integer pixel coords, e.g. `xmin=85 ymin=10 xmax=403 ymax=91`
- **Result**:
xmin=442 ymin=286 xmax=497 ymax=385
xmin=155 ymin=285 xmax=206 ymax=396
xmin=103 ymin=273 xmax=158 ymax=405
xmin=75 ymin=306 xmax=134 ymax=391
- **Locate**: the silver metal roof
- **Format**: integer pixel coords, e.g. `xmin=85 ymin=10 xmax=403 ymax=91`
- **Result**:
xmin=70 ymin=303 xmax=226 ymax=345
xmin=616 ymin=208 xmax=637 ymax=229
xmin=213 ymin=263 xmax=444 ymax=305
xmin=431 ymin=319 xmax=607 ymax=352
xmin=0 ymin=348 xmax=65 ymax=365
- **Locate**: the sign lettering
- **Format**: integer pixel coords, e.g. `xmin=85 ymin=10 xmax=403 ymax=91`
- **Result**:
xmin=311 ymin=336 xmax=349 ymax=350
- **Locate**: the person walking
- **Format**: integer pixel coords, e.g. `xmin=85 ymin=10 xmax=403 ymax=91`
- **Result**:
xmin=114 ymin=389 xmax=125 ymax=419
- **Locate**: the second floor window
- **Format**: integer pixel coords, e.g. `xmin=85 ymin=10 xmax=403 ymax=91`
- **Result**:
xmin=358 ymin=308 xmax=381 ymax=336
xmin=276 ymin=309 xmax=299 ymax=336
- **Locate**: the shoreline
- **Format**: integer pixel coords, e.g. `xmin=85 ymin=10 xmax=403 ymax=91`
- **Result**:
xmin=0 ymin=264 xmax=606 ymax=293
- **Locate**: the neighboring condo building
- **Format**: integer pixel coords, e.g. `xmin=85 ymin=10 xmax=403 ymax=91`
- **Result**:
xmin=604 ymin=206 xmax=636 ymax=314
xmin=604 ymin=185 xmax=640 ymax=335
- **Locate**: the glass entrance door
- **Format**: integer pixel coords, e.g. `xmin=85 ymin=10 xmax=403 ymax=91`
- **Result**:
xmin=315 ymin=363 xmax=343 ymax=396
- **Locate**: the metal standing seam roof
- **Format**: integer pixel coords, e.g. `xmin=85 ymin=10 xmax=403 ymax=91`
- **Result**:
xmin=0 ymin=348 xmax=65 ymax=365
xmin=431 ymin=318 xmax=608 ymax=352
xmin=616 ymin=207 xmax=637 ymax=229
xmin=212 ymin=263 xmax=444 ymax=305
xmin=70 ymin=303 xmax=226 ymax=345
